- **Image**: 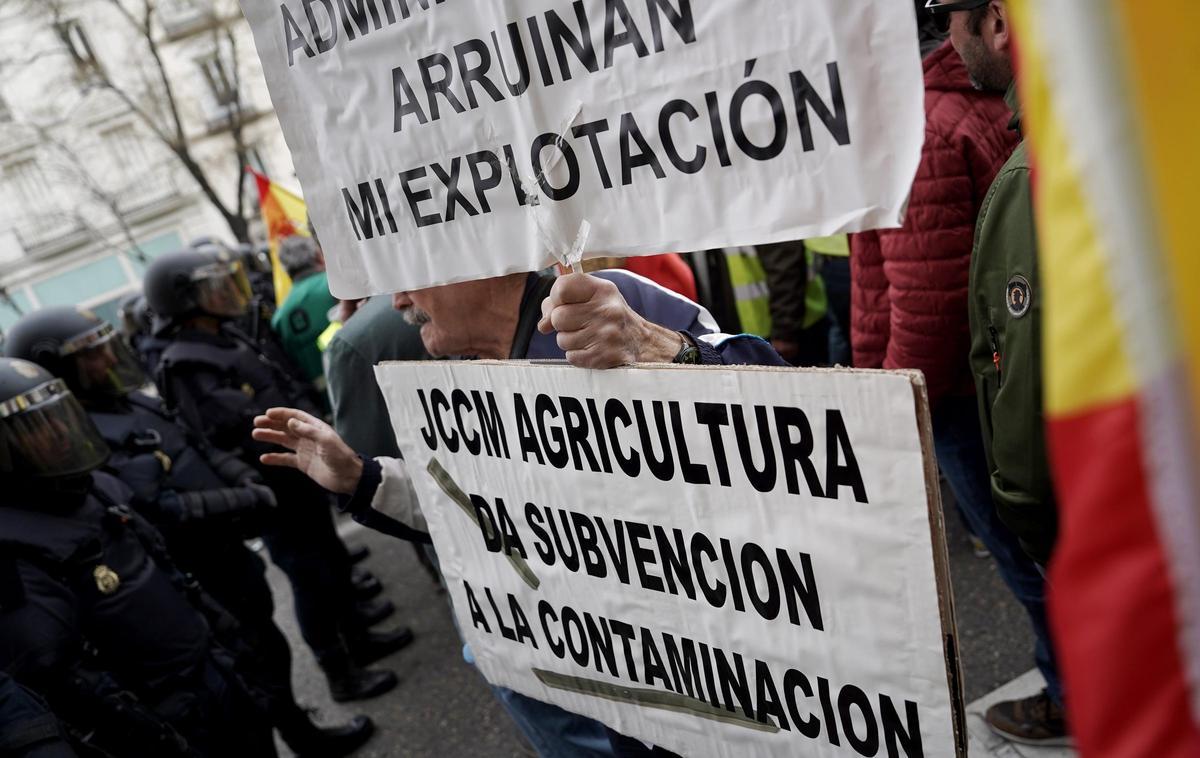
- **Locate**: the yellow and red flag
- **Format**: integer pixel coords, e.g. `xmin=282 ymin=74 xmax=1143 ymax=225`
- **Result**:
xmin=248 ymin=167 xmax=308 ymax=305
xmin=1010 ymin=2 xmax=1200 ymax=754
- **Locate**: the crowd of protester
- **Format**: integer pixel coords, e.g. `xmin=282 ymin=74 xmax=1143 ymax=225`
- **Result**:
xmin=0 ymin=1 xmax=1072 ymax=755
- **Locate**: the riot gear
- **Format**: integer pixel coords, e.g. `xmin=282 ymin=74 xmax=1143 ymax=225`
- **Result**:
xmin=5 ymin=307 xmax=147 ymax=400
xmin=143 ymin=249 xmax=253 ymax=325
xmin=0 ymin=358 xmax=109 ymax=479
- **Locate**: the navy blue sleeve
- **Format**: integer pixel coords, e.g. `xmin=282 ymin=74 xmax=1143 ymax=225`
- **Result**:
xmin=689 ymin=332 xmax=791 ymax=367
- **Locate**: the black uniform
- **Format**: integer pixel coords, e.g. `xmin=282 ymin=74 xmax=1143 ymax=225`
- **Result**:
xmin=157 ymin=326 xmax=362 ymax=674
xmin=0 ymin=472 xmax=276 ymax=758
xmin=0 ymin=672 xmax=77 ymax=758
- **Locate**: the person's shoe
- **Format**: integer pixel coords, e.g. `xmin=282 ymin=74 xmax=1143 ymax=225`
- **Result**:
xmin=347 ymin=544 xmax=371 ymax=565
xmin=327 ymin=667 xmax=398 ymax=703
xmin=350 ymin=626 xmax=415 ymax=667
xmin=969 ymin=535 xmax=991 ymax=559
xmin=984 ymin=690 xmax=1071 ymax=746
xmin=351 ymin=567 xmax=383 ymax=601
xmin=285 ymin=713 xmax=376 ymax=757
xmin=355 ymin=597 xmax=396 ymax=627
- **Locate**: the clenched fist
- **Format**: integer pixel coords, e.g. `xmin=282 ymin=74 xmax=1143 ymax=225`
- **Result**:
xmin=537 ymin=273 xmax=687 ymax=369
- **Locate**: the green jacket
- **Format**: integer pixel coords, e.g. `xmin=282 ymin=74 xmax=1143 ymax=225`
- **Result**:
xmin=967 ymin=84 xmax=1057 ymax=564
xmin=270 ymin=270 xmax=337 ymax=385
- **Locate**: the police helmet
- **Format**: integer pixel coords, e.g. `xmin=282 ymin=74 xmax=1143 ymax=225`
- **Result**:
xmin=143 ymin=248 xmax=253 ymax=323
xmin=116 ymin=292 xmax=151 ymax=339
xmin=0 ymin=357 xmax=110 ymax=478
xmin=5 ymin=307 xmax=146 ymax=401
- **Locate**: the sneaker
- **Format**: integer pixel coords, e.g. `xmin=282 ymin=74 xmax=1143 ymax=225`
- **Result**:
xmin=984 ymin=690 xmax=1072 ymax=747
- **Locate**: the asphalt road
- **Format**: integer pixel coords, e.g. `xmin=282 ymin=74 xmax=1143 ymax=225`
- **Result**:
xmin=268 ymin=483 xmax=1045 ymax=757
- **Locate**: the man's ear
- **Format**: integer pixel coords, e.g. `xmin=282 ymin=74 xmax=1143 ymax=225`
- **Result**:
xmin=989 ymin=0 xmax=1011 ymax=53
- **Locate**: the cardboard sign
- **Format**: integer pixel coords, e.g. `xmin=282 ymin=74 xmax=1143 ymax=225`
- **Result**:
xmin=240 ymin=1 xmax=924 ymax=296
xmin=376 ymin=361 xmax=965 ymax=757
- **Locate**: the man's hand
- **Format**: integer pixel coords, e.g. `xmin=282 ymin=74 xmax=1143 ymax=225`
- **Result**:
xmin=251 ymin=408 xmax=363 ymax=494
xmin=537 ymin=273 xmax=683 ymax=368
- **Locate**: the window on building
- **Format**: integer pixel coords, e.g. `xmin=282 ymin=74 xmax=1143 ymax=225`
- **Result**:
xmin=102 ymin=123 xmax=147 ymax=179
xmin=197 ymin=53 xmax=238 ymax=110
xmin=158 ymin=0 xmax=215 ymax=39
xmin=6 ymin=159 xmax=52 ymax=211
xmin=55 ymin=19 xmax=105 ymax=88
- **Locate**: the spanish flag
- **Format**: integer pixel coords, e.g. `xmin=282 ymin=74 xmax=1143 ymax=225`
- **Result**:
xmin=248 ymin=167 xmax=308 ymax=305
xmin=1010 ymin=2 xmax=1200 ymax=754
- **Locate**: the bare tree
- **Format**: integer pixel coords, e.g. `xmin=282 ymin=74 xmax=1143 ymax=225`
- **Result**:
xmin=1 ymin=0 xmax=258 ymax=242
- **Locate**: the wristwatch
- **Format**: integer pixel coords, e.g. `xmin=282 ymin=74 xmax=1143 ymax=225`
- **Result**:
xmin=671 ymin=331 xmax=701 ymax=364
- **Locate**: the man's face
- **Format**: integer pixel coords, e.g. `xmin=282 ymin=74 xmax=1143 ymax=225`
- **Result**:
xmin=392 ymin=281 xmax=479 ymax=357
xmin=74 ymin=343 xmax=118 ymax=391
xmin=948 ymin=2 xmax=1014 ymax=93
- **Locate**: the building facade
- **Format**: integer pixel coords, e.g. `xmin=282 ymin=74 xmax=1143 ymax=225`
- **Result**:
xmin=0 ymin=0 xmax=297 ymax=333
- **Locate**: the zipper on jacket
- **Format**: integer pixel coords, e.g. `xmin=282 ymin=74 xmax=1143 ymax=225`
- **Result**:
xmin=989 ymin=326 xmax=1003 ymax=386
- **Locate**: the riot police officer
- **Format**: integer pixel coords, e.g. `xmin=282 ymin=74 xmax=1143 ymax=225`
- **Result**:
xmin=4 ymin=308 xmax=377 ymax=755
xmin=142 ymin=248 xmax=412 ymax=701
xmin=0 ymin=357 xmax=275 ymax=757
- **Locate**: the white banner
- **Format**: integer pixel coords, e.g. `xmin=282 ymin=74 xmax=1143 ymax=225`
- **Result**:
xmin=376 ymin=361 xmax=962 ymax=757
xmin=240 ymin=1 xmax=925 ymax=297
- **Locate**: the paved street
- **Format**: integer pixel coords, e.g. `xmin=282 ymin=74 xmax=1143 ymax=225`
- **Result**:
xmin=265 ymin=488 xmax=1070 ymax=757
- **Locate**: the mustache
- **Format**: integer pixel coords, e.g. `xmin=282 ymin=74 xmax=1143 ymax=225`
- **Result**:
xmin=399 ymin=306 xmax=431 ymax=326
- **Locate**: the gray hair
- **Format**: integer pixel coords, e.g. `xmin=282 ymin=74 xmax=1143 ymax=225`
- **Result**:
xmin=277 ymin=235 xmax=321 ymax=278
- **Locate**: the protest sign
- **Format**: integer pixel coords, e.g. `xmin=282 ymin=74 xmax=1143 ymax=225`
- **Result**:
xmin=376 ymin=361 xmax=965 ymax=757
xmin=239 ymin=1 xmax=925 ymax=297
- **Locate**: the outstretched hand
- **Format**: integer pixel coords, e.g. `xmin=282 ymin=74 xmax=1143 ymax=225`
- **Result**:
xmin=251 ymin=408 xmax=363 ymax=495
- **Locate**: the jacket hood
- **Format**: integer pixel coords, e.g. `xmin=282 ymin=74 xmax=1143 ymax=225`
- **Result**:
xmin=923 ymin=40 xmax=977 ymax=94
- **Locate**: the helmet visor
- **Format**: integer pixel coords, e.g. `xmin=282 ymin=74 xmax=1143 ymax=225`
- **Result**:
xmin=193 ymin=260 xmax=253 ymax=318
xmin=60 ymin=323 xmax=147 ymax=398
xmin=0 ymin=379 xmax=110 ymax=477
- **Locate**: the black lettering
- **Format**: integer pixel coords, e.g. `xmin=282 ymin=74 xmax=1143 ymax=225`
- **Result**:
xmin=416 ymin=388 xmax=438 ymax=450
xmin=691 ymin=532 xmax=726 ymax=608
xmin=645 ymin=0 xmax=695 ymax=52
xmin=585 ymin=398 xmax=613 ymax=473
xmin=336 ymin=0 xmax=382 ymax=39
xmin=535 ymin=394 xmax=569 ymax=468
xmin=560 ymin=397 xmax=600 ymax=472
xmin=641 ymin=626 xmax=672 ymax=690
xmin=572 ymin=512 xmax=606 ymax=578
xmin=714 ymin=649 xmax=754 ymax=718
xmin=526 ymin=503 xmax=555 ymax=565
xmin=659 ymin=99 xmax=706 ymax=174
xmin=466 ymin=151 xmax=503 ymax=215
xmin=881 ymin=696 xmax=924 ymax=758
xmin=669 ymin=401 xmax=709 ymax=484
xmin=509 ymin=594 xmax=538 ymax=648
xmin=784 ymin=669 xmax=822 ymax=739
xmin=454 ymin=37 xmax=504 ymax=109
xmin=491 ymin=23 xmax=531 ymax=97
xmin=779 ymin=549 xmax=824 ymax=630
xmin=627 ymin=520 xmax=664 ymax=592
xmin=452 ymin=389 xmax=480 ymax=454
xmin=531 ymin=133 xmax=581 ymax=201
xmin=430 ymin=156 xmax=480 ymax=222
xmin=430 ymin=388 xmax=458 ymax=451
xmin=838 ymin=685 xmax=880 ymax=756
xmin=514 ymin=394 xmax=545 ymax=465
xmin=485 ymin=586 xmax=517 ymax=641
xmin=694 ymin=402 xmax=732 ymax=486
xmin=392 ymin=64 xmax=428 ymax=131
xmin=282 ymin=4 xmax=316 ymax=66
xmin=755 ymin=658 xmax=789 ymax=730
xmin=826 ymin=410 xmax=868 ymax=503
xmin=704 ymin=91 xmax=733 ymax=167
xmin=610 ymin=619 xmax=639 ymax=683
xmin=741 ymin=542 xmax=780 ymax=620
xmin=561 ymin=606 xmax=589 ymax=666
xmin=464 ymin=580 xmax=491 ymax=633
xmin=584 ymin=613 xmax=619 ymax=676
xmin=790 ymin=62 xmax=851 ymax=151
xmin=549 ymin=509 xmax=580 ymax=571
xmin=633 ymin=400 xmax=674 ymax=481
xmin=572 ymin=119 xmax=614 ymax=190
xmin=775 ymin=406 xmax=824 ymax=497
xmin=545 ymin=1 xmax=599 ymax=81
xmin=603 ymin=0 xmax=649 ymax=67
xmin=595 ymin=518 xmax=630 ymax=584
xmin=341 ymin=181 xmax=385 ymax=240
xmin=538 ymin=599 xmax=564 ymax=657
xmin=729 ymin=63 xmax=789 ymax=161
xmin=399 ymin=166 xmax=442 ymax=227
xmin=654 ymin=526 xmax=695 ymax=600
xmin=472 ymin=390 xmax=510 ymax=458
xmin=418 ymin=52 xmax=467 ymax=121
xmin=302 ymin=0 xmax=337 ymax=53
xmin=663 ymin=633 xmax=703 ymax=699
xmin=470 ymin=494 xmax=501 ymax=552
xmin=605 ymin=398 xmax=641 ymax=477
xmin=731 ymin=405 xmax=777 ymax=492
xmin=618 ymin=112 xmax=666 ymax=185
xmin=496 ymin=498 xmax=527 ymax=559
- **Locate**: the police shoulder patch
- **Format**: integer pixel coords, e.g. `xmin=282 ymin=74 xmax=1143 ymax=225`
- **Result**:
xmin=1006 ymin=274 xmax=1032 ymax=319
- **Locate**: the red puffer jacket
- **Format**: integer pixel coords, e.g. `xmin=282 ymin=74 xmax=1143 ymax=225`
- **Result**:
xmin=850 ymin=41 xmax=1018 ymax=403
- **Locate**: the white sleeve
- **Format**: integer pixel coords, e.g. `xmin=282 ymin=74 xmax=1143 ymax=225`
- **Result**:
xmin=372 ymin=456 xmax=427 ymax=532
